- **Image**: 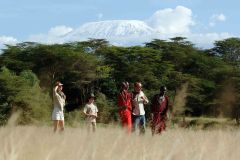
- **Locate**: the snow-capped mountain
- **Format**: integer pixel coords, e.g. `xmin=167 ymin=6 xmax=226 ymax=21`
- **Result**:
xmin=63 ymin=20 xmax=158 ymax=45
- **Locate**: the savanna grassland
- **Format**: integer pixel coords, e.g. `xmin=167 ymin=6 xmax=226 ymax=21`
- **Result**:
xmin=1 ymin=38 xmax=240 ymax=160
xmin=1 ymin=124 xmax=240 ymax=160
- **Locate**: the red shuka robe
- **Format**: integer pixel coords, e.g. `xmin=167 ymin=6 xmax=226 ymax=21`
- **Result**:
xmin=117 ymin=90 xmax=132 ymax=133
xmin=151 ymin=94 xmax=169 ymax=134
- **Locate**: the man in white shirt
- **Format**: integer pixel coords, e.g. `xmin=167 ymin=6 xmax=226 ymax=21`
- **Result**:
xmin=132 ymin=82 xmax=149 ymax=134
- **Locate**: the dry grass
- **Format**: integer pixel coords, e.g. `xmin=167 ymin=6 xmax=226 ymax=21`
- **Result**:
xmin=0 ymin=124 xmax=240 ymax=160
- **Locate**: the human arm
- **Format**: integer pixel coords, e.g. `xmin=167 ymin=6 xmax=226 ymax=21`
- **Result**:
xmin=53 ymin=86 xmax=58 ymax=96
xmin=53 ymin=86 xmax=65 ymax=110
xmin=83 ymin=105 xmax=91 ymax=116
xmin=141 ymin=92 xmax=149 ymax=105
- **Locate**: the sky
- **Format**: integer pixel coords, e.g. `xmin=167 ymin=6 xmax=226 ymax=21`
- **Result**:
xmin=0 ymin=0 xmax=239 ymax=49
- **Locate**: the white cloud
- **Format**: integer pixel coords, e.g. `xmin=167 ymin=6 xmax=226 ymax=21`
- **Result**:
xmin=0 ymin=36 xmax=18 ymax=44
xmin=209 ymin=13 xmax=226 ymax=27
xmin=146 ymin=6 xmax=195 ymax=34
xmin=48 ymin=25 xmax=73 ymax=37
xmin=187 ymin=32 xmax=233 ymax=48
xmin=215 ymin=14 xmax=226 ymax=22
xmin=0 ymin=36 xmax=18 ymax=51
xmin=28 ymin=34 xmax=65 ymax=44
xmin=28 ymin=25 xmax=73 ymax=44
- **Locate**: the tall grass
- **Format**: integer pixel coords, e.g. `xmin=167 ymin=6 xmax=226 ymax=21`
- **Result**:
xmin=0 ymin=124 xmax=240 ymax=160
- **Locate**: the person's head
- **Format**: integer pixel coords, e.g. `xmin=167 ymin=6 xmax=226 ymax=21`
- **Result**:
xmin=121 ymin=81 xmax=129 ymax=91
xmin=160 ymin=86 xmax=167 ymax=95
xmin=55 ymin=81 xmax=63 ymax=91
xmin=134 ymin=82 xmax=142 ymax=92
xmin=87 ymin=93 xmax=95 ymax=103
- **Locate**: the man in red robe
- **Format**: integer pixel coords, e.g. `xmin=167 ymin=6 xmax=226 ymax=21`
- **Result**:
xmin=151 ymin=86 xmax=169 ymax=135
xmin=117 ymin=82 xmax=132 ymax=133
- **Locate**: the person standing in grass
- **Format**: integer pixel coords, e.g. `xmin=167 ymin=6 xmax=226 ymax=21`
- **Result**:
xmin=117 ymin=81 xmax=132 ymax=134
xmin=150 ymin=86 xmax=169 ymax=135
xmin=83 ymin=93 xmax=98 ymax=132
xmin=52 ymin=81 xmax=66 ymax=133
xmin=132 ymin=82 xmax=149 ymax=134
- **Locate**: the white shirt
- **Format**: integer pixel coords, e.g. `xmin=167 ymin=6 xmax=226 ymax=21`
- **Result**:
xmin=83 ymin=103 xmax=98 ymax=122
xmin=53 ymin=89 xmax=66 ymax=111
xmin=132 ymin=91 xmax=149 ymax=115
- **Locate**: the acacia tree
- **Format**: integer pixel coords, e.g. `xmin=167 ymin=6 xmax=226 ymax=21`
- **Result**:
xmin=0 ymin=67 xmax=51 ymax=125
xmin=211 ymin=38 xmax=240 ymax=65
xmin=210 ymin=38 xmax=240 ymax=123
xmin=0 ymin=42 xmax=110 ymax=108
xmin=0 ymin=43 xmax=73 ymax=87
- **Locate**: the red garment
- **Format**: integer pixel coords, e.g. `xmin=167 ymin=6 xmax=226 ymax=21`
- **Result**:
xmin=118 ymin=90 xmax=132 ymax=133
xmin=151 ymin=94 xmax=169 ymax=135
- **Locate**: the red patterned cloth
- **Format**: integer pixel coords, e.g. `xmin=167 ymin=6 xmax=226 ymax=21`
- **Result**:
xmin=118 ymin=90 xmax=132 ymax=133
xmin=151 ymin=94 xmax=169 ymax=134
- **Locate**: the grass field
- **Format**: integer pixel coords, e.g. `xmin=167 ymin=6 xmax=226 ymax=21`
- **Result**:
xmin=1 ymin=124 xmax=240 ymax=160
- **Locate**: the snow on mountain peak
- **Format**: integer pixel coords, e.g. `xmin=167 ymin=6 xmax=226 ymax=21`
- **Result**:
xmin=66 ymin=20 xmax=155 ymax=40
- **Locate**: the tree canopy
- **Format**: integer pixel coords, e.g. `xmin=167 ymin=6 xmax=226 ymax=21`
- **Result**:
xmin=0 ymin=37 xmax=240 ymax=125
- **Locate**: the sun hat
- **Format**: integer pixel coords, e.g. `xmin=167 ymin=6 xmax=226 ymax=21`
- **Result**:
xmin=55 ymin=81 xmax=63 ymax=86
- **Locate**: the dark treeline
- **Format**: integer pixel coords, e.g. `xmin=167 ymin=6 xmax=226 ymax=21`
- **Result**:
xmin=0 ymin=37 xmax=240 ymax=125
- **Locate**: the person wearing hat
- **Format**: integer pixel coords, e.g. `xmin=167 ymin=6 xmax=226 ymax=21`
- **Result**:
xmin=150 ymin=86 xmax=169 ymax=135
xmin=117 ymin=81 xmax=132 ymax=134
xmin=132 ymin=82 xmax=149 ymax=134
xmin=52 ymin=81 xmax=66 ymax=133
xmin=83 ymin=93 xmax=98 ymax=132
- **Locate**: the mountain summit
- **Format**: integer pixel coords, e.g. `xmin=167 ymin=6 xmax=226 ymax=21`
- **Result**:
xmin=64 ymin=20 xmax=157 ymax=45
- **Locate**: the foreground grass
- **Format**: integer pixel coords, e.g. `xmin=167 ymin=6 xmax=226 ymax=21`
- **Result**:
xmin=0 ymin=125 xmax=240 ymax=160
xmin=171 ymin=117 xmax=237 ymax=130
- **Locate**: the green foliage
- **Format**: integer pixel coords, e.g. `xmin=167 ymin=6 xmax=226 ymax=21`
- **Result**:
xmin=95 ymin=93 xmax=117 ymax=123
xmin=97 ymin=46 xmax=171 ymax=90
xmin=211 ymin=37 xmax=240 ymax=64
xmin=0 ymin=67 xmax=51 ymax=125
xmin=0 ymin=37 xmax=240 ymax=125
xmin=64 ymin=109 xmax=85 ymax=127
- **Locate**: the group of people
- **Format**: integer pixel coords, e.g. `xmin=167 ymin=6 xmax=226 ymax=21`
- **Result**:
xmin=52 ymin=81 xmax=98 ymax=133
xmin=52 ymin=81 xmax=169 ymax=135
xmin=118 ymin=82 xmax=169 ymax=135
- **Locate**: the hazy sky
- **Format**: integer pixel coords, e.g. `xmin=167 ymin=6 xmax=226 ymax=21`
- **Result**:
xmin=0 ymin=0 xmax=239 ymax=48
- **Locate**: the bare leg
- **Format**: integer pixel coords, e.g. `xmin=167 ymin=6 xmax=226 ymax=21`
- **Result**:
xmin=87 ymin=122 xmax=91 ymax=133
xmin=59 ymin=120 xmax=65 ymax=132
xmin=92 ymin=122 xmax=96 ymax=132
xmin=53 ymin=120 xmax=59 ymax=133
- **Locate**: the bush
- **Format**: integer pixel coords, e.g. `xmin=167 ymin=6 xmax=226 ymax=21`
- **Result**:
xmin=0 ymin=67 xmax=51 ymax=125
